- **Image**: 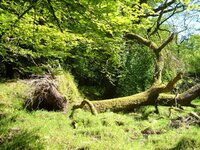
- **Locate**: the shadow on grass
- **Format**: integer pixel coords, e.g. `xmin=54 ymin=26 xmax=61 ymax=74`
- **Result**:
xmin=172 ymin=136 xmax=200 ymax=150
xmin=0 ymin=129 xmax=44 ymax=150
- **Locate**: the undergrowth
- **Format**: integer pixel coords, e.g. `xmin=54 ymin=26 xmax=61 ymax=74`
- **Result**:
xmin=0 ymin=77 xmax=200 ymax=150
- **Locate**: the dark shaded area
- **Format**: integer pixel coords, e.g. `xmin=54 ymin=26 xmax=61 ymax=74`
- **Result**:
xmin=170 ymin=113 xmax=200 ymax=128
xmin=172 ymin=137 xmax=200 ymax=150
xmin=141 ymin=127 xmax=164 ymax=135
xmin=0 ymin=129 xmax=44 ymax=150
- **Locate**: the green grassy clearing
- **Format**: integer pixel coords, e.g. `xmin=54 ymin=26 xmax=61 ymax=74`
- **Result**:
xmin=0 ymin=79 xmax=200 ymax=150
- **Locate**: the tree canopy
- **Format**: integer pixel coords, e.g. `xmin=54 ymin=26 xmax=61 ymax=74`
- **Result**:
xmin=0 ymin=0 xmax=199 ymax=99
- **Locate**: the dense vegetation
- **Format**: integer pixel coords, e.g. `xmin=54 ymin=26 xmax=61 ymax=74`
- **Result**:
xmin=0 ymin=0 xmax=200 ymax=149
xmin=1 ymin=0 xmax=198 ymax=98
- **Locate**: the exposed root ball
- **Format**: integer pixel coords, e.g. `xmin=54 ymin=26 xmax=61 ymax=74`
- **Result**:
xmin=25 ymin=78 xmax=67 ymax=111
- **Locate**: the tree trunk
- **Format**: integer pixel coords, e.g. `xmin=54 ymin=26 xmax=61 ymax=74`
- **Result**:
xmin=158 ymin=84 xmax=200 ymax=106
xmin=72 ymin=84 xmax=200 ymax=113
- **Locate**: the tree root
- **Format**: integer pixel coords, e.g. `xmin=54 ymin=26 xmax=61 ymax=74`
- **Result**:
xmin=70 ymin=99 xmax=98 ymax=118
xmin=25 ymin=77 xmax=67 ymax=111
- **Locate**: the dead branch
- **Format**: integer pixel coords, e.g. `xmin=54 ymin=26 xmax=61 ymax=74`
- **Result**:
xmin=125 ymin=32 xmax=174 ymax=53
xmin=46 ymin=0 xmax=63 ymax=32
xmin=125 ymin=33 xmax=158 ymax=50
xmin=157 ymin=33 xmax=175 ymax=52
xmin=153 ymin=0 xmax=176 ymax=13
xmin=163 ymin=72 xmax=183 ymax=92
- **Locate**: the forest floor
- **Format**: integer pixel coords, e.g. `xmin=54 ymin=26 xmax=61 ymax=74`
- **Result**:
xmin=0 ymin=80 xmax=200 ymax=150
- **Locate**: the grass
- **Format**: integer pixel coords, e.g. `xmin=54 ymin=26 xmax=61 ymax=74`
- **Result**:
xmin=0 ymin=78 xmax=200 ymax=150
xmin=56 ymin=71 xmax=82 ymax=104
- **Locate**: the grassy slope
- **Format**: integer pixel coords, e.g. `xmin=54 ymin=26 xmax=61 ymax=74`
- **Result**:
xmin=0 ymin=78 xmax=200 ymax=150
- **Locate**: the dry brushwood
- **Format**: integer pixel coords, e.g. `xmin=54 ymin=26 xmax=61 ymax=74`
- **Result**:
xmin=25 ymin=77 xmax=67 ymax=111
xmin=170 ymin=112 xmax=200 ymax=128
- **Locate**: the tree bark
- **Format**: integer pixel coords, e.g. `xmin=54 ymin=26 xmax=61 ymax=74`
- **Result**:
xmin=73 ymin=84 xmax=200 ymax=113
xmin=158 ymin=84 xmax=200 ymax=106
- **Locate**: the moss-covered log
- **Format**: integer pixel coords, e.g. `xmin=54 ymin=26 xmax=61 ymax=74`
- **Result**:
xmin=158 ymin=84 xmax=200 ymax=106
xmin=73 ymin=84 xmax=200 ymax=113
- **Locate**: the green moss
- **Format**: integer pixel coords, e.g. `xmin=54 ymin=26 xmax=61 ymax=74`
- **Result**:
xmin=56 ymin=71 xmax=82 ymax=104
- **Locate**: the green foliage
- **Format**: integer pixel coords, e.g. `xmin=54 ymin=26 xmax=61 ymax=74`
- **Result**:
xmin=0 ymin=0 xmax=155 ymax=98
xmin=0 ymin=0 xmax=199 ymax=99
xmin=0 ymin=0 xmax=200 ymax=149
xmin=116 ymin=42 xmax=154 ymax=96
xmin=179 ymin=34 xmax=200 ymax=74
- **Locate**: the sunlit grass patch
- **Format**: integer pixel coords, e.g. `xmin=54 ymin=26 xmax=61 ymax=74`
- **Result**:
xmin=191 ymin=98 xmax=200 ymax=106
xmin=0 ymin=80 xmax=199 ymax=150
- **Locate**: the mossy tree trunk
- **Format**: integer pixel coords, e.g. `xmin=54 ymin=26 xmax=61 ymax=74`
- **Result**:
xmin=90 ymin=84 xmax=200 ymax=113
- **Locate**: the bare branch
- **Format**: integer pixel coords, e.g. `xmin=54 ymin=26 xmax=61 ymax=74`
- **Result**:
xmin=125 ymin=33 xmax=158 ymax=51
xmin=162 ymin=72 xmax=183 ymax=92
xmin=125 ymin=32 xmax=174 ymax=53
xmin=46 ymin=0 xmax=63 ymax=32
xmin=150 ymin=3 xmax=184 ymax=35
xmin=153 ymin=0 xmax=176 ymax=13
xmin=158 ymin=84 xmax=200 ymax=106
xmin=149 ymin=0 xmax=168 ymax=35
xmin=141 ymin=4 xmax=185 ymax=18
xmin=179 ymin=84 xmax=200 ymax=104
xmin=157 ymin=33 xmax=175 ymax=52
xmin=70 ymin=99 xmax=98 ymax=118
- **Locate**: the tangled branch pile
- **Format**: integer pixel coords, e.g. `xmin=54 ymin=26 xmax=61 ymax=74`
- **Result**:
xmin=170 ymin=112 xmax=200 ymax=128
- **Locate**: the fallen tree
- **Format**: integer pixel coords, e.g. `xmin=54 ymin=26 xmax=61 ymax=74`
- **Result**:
xmin=71 ymin=83 xmax=200 ymax=114
xmin=74 ymin=83 xmax=200 ymax=113
xmin=23 ymin=32 xmax=199 ymax=114
xmin=71 ymin=33 xmax=200 ymax=114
